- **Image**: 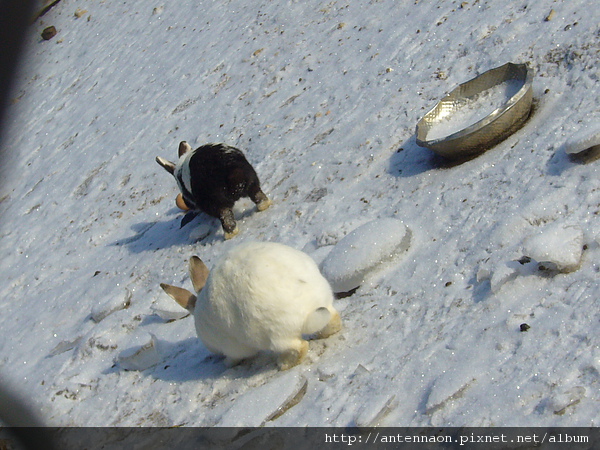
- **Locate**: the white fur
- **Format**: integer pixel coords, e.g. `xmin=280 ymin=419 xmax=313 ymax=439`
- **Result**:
xmin=174 ymin=149 xmax=195 ymax=194
xmin=196 ymin=242 xmax=340 ymax=366
xmin=162 ymin=241 xmax=341 ymax=369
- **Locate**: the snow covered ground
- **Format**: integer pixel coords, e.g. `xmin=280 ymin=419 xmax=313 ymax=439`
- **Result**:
xmin=0 ymin=0 xmax=598 ymax=431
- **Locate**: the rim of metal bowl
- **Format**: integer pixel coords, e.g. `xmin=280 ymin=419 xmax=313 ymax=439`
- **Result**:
xmin=416 ymin=62 xmax=534 ymax=159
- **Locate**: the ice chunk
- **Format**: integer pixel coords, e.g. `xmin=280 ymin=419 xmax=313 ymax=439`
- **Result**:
xmin=49 ymin=336 xmax=82 ymax=357
xmin=564 ymin=123 xmax=600 ymax=159
xmin=425 ymin=370 xmax=475 ymax=415
xmin=152 ymin=295 xmax=190 ymax=321
xmin=354 ymin=394 xmax=398 ymax=429
xmin=476 ymin=264 xmax=492 ymax=283
xmin=490 ymin=261 xmax=520 ymax=293
xmin=117 ymin=331 xmax=161 ymax=371
xmin=522 ymin=222 xmax=583 ymax=273
xmin=547 ymin=386 xmax=586 ymax=416
xmin=218 ymin=372 xmax=307 ymax=427
xmin=321 ymin=218 xmax=411 ymax=293
xmin=91 ymin=289 xmax=131 ymax=323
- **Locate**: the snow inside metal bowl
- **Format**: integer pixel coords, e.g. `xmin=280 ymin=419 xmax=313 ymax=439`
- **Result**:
xmin=416 ymin=62 xmax=533 ymax=159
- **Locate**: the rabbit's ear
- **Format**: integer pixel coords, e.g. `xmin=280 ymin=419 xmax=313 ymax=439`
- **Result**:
xmin=156 ymin=156 xmax=176 ymax=175
xmin=160 ymin=283 xmax=197 ymax=312
xmin=178 ymin=141 xmax=192 ymax=157
xmin=189 ymin=256 xmax=210 ymax=293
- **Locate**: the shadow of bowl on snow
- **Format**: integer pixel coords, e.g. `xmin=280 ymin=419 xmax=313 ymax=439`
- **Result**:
xmin=110 ymin=209 xmax=222 ymax=253
xmin=546 ymin=146 xmax=572 ymax=177
xmin=388 ymin=134 xmax=480 ymax=178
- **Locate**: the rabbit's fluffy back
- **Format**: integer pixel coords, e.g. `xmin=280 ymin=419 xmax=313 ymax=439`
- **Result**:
xmin=194 ymin=241 xmax=335 ymax=360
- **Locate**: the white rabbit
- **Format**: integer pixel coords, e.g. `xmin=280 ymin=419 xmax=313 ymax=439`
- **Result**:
xmin=160 ymin=241 xmax=342 ymax=370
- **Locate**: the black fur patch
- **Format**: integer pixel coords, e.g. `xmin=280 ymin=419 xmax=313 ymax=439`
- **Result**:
xmin=176 ymin=144 xmax=263 ymax=219
xmin=180 ymin=211 xmax=199 ymax=228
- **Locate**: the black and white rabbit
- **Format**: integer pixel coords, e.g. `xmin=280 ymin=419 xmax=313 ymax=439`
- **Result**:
xmin=156 ymin=141 xmax=271 ymax=239
xmin=160 ymin=241 xmax=342 ymax=370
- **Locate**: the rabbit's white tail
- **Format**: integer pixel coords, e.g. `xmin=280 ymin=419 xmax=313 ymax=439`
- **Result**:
xmin=302 ymin=307 xmax=331 ymax=335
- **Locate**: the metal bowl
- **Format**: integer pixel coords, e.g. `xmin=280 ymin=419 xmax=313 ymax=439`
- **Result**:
xmin=416 ymin=62 xmax=534 ymax=159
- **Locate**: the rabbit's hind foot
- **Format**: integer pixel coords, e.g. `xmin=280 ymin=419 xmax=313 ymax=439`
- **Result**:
xmin=315 ymin=310 xmax=342 ymax=339
xmin=277 ymin=339 xmax=309 ymax=371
